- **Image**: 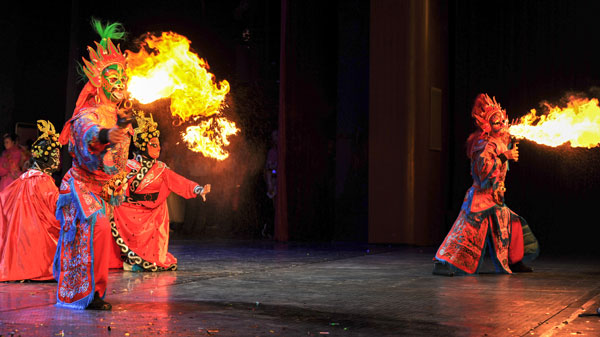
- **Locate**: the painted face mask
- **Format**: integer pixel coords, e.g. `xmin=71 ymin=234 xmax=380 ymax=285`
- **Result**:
xmin=471 ymin=93 xmax=508 ymax=135
xmin=80 ymin=34 xmax=127 ymax=104
xmin=489 ymin=113 xmax=507 ymax=135
xmin=147 ymin=137 xmax=161 ymax=159
xmin=101 ymin=64 xmax=128 ymax=103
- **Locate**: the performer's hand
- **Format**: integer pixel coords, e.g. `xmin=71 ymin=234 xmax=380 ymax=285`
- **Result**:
xmin=200 ymin=184 xmax=211 ymax=202
xmin=108 ymin=127 xmax=128 ymax=144
xmin=116 ymin=106 xmax=134 ymax=128
xmin=504 ymin=144 xmax=519 ymax=162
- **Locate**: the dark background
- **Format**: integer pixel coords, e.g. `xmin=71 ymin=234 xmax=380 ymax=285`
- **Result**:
xmin=0 ymin=1 xmax=599 ymax=256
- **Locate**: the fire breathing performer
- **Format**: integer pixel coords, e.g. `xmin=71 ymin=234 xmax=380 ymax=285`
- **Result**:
xmin=433 ymin=94 xmax=539 ymax=276
xmin=109 ymin=111 xmax=211 ymax=272
xmin=53 ymin=19 xmax=132 ymax=310
xmin=0 ymin=120 xmax=61 ymax=282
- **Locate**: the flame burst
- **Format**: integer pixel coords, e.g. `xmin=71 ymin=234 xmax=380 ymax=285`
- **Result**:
xmin=509 ymin=97 xmax=600 ymax=148
xmin=182 ymin=118 xmax=239 ymax=160
xmin=126 ymin=32 xmax=238 ymax=159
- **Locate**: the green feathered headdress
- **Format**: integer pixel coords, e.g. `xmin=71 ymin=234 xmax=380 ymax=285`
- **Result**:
xmin=77 ymin=18 xmax=127 ymax=86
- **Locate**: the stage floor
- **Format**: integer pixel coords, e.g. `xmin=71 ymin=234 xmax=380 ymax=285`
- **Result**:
xmin=1 ymin=240 xmax=599 ymax=336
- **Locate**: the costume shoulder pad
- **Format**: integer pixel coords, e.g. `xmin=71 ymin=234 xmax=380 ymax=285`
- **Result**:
xmin=156 ymin=160 xmax=169 ymax=169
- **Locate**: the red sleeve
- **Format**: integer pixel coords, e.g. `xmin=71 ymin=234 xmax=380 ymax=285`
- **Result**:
xmin=473 ymin=141 xmax=500 ymax=182
xmin=162 ymin=167 xmax=199 ymax=199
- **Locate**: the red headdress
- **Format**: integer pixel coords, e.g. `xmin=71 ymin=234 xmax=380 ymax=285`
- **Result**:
xmin=59 ymin=19 xmax=127 ymax=145
xmin=466 ymin=93 xmax=508 ymax=158
xmin=81 ymin=39 xmax=126 ymax=88
xmin=471 ymin=93 xmax=507 ymax=134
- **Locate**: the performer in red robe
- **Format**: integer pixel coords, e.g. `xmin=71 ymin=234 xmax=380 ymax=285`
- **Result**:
xmin=110 ymin=112 xmax=211 ymax=271
xmin=433 ymin=94 xmax=539 ymax=276
xmin=53 ymin=20 xmax=131 ymax=310
xmin=0 ymin=120 xmax=61 ymax=281
xmin=0 ymin=133 xmax=27 ymax=191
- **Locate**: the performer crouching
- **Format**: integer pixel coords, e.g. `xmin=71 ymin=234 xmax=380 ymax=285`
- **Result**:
xmin=433 ymin=94 xmax=539 ymax=276
xmin=109 ymin=111 xmax=211 ymax=272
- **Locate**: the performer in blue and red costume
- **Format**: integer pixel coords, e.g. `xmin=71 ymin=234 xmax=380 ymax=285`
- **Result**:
xmin=109 ymin=112 xmax=211 ymax=272
xmin=433 ymin=94 xmax=539 ymax=276
xmin=54 ymin=19 xmax=132 ymax=310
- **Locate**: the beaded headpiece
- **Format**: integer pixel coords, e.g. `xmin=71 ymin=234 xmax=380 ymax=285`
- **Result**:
xmin=31 ymin=120 xmax=61 ymax=161
xmin=133 ymin=111 xmax=160 ymax=151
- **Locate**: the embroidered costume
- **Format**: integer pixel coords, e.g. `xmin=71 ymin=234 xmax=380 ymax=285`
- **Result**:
xmin=109 ymin=112 xmax=210 ymax=271
xmin=0 ymin=121 xmax=61 ymax=281
xmin=434 ymin=94 xmax=539 ymax=275
xmin=53 ymin=20 xmax=131 ymax=310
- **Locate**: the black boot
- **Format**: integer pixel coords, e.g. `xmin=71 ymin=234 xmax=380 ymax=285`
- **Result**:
xmin=86 ymin=291 xmax=112 ymax=310
xmin=432 ymin=261 xmax=455 ymax=276
xmin=509 ymin=261 xmax=533 ymax=273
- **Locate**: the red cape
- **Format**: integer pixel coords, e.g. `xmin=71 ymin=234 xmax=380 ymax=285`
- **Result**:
xmin=0 ymin=169 xmax=60 ymax=281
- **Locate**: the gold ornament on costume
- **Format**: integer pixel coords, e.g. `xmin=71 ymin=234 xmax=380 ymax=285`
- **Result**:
xmin=32 ymin=120 xmax=61 ymax=160
xmin=133 ymin=111 xmax=160 ymax=151
xmin=101 ymin=170 xmax=129 ymax=203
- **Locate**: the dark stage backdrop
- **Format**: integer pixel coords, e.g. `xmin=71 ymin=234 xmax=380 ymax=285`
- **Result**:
xmin=0 ymin=3 xmax=71 ymax=144
xmin=369 ymin=0 xmax=450 ymax=246
xmin=0 ymin=1 xmax=370 ymax=243
xmin=2 ymin=1 xmax=599 ymax=254
xmin=278 ymin=0 xmax=369 ymax=242
xmin=450 ymin=0 xmax=600 ymax=255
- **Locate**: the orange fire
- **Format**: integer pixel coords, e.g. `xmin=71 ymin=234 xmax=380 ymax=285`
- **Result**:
xmin=126 ymin=32 xmax=238 ymax=159
xmin=181 ymin=118 xmax=239 ymax=161
xmin=509 ymin=97 xmax=600 ymax=148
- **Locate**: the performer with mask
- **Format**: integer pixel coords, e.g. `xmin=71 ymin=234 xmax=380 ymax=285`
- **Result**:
xmin=54 ymin=19 xmax=132 ymax=310
xmin=433 ymin=93 xmax=539 ymax=276
xmin=109 ymin=111 xmax=211 ymax=272
xmin=0 ymin=120 xmax=61 ymax=282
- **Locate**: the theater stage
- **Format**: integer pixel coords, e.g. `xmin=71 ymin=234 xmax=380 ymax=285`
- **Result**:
xmin=1 ymin=241 xmax=598 ymax=336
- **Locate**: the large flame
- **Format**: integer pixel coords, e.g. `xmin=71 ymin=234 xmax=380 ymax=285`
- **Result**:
xmin=509 ymin=97 xmax=600 ymax=148
xmin=126 ymin=32 xmax=238 ymax=159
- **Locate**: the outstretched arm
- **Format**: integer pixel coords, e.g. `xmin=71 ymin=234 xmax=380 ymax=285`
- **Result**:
xmin=163 ymin=167 xmax=210 ymax=200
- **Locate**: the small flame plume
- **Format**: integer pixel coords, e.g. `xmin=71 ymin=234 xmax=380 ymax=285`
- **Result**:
xmin=182 ymin=118 xmax=239 ymax=161
xmin=509 ymin=97 xmax=600 ymax=148
xmin=126 ymin=32 xmax=238 ymax=159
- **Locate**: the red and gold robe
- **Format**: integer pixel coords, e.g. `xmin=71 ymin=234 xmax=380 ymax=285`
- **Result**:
xmin=435 ymin=135 xmax=539 ymax=274
xmin=0 ymin=169 xmax=60 ymax=281
xmin=110 ymin=158 xmax=199 ymax=271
